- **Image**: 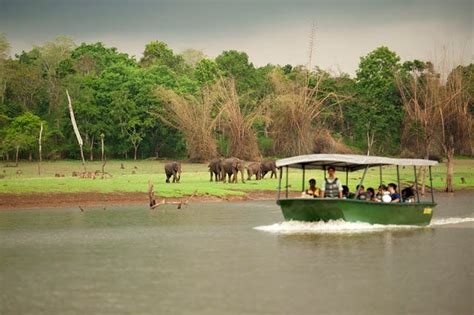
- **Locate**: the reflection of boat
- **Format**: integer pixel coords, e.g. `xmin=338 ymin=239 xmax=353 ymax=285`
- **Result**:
xmin=275 ymin=154 xmax=438 ymax=225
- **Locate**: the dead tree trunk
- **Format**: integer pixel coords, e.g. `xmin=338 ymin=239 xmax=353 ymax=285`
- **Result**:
xmin=445 ymin=136 xmax=455 ymax=192
xmin=89 ymin=136 xmax=94 ymax=161
xmin=15 ymin=145 xmax=19 ymax=167
xmin=148 ymin=180 xmax=156 ymax=208
xmin=366 ymin=129 xmax=375 ymax=156
xmin=133 ymin=144 xmax=138 ymax=161
xmin=38 ymin=122 xmax=43 ymax=175
xmin=100 ymin=133 xmax=106 ymax=179
xmin=446 ymin=150 xmax=454 ymax=192
xmin=66 ymin=89 xmax=86 ymax=172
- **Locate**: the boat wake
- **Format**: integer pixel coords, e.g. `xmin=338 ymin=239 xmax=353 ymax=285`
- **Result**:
xmin=254 ymin=217 xmax=474 ymax=235
xmin=430 ymin=217 xmax=474 ymax=226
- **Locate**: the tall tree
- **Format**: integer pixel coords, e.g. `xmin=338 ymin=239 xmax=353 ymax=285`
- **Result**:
xmin=215 ymin=50 xmax=257 ymax=94
xmin=69 ymin=42 xmax=134 ymax=76
xmin=355 ymin=46 xmax=403 ymax=154
xmin=35 ymin=37 xmax=75 ymax=127
xmin=140 ymin=41 xmax=188 ymax=74
xmin=3 ymin=112 xmax=43 ymax=165
xmin=194 ymin=59 xmax=219 ymax=86
xmin=4 ymin=60 xmax=43 ymax=113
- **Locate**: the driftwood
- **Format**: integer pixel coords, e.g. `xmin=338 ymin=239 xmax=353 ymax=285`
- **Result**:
xmin=148 ymin=179 xmax=197 ymax=209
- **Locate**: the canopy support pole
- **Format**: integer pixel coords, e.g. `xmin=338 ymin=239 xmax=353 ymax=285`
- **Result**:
xmin=396 ymin=165 xmax=401 ymax=197
xmin=277 ymin=167 xmax=282 ymax=200
xmin=345 ymin=167 xmax=348 ymax=186
xmin=429 ymin=166 xmax=435 ymax=204
xmin=414 ymin=166 xmax=420 ymax=203
xmin=379 ymin=165 xmax=383 ymax=187
xmin=302 ymin=164 xmax=306 ymax=192
xmin=285 ymin=166 xmax=289 ymax=199
xmin=355 ymin=165 xmax=369 ymax=199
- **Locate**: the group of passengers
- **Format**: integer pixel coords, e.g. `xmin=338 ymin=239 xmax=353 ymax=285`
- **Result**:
xmin=303 ymin=166 xmax=416 ymax=203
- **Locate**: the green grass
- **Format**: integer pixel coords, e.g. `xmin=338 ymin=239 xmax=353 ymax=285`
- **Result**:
xmin=0 ymin=159 xmax=473 ymax=197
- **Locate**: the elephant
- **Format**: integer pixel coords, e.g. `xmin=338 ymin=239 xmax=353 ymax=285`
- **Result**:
xmin=260 ymin=160 xmax=277 ymax=179
xmin=164 ymin=161 xmax=181 ymax=183
xmin=221 ymin=157 xmax=245 ymax=183
xmin=208 ymin=158 xmax=223 ymax=182
xmin=247 ymin=162 xmax=262 ymax=180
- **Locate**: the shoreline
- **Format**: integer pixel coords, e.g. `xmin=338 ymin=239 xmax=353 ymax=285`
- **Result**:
xmin=0 ymin=189 xmax=472 ymax=211
xmin=0 ymin=190 xmax=282 ymax=210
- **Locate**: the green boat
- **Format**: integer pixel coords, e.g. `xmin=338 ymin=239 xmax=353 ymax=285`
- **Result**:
xmin=275 ymin=154 xmax=438 ymax=226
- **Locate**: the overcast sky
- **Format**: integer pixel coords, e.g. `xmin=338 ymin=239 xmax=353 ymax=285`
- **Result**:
xmin=1 ymin=0 xmax=472 ymax=75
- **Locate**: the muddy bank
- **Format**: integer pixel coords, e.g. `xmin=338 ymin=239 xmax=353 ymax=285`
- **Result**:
xmin=0 ymin=190 xmax=285 ymax=210
xmin=1 ymin=189 xmax=470 ymax=211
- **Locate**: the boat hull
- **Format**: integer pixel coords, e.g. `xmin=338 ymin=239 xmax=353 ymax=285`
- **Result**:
xmin=277 ymin=199 xmax=435 ymax=225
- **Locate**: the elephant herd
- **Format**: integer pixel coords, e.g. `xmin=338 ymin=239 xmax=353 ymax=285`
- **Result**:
xmin=208 ymin=157 xmax=277 ymax=183
xmin=163 ymin=158 xmax=277 ymax=184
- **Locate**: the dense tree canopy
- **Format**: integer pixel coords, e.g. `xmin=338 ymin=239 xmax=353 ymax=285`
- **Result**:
xmin=0 ymin=35 xmax=472 ymax=163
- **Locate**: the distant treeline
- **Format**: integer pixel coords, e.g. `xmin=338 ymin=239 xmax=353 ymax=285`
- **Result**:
xmin=0 ymin=34 xmax=472 ymax=165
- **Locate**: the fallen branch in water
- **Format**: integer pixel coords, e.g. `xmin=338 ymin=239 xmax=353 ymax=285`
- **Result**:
xmin=148 ymin=180 xmax=197 ymax=209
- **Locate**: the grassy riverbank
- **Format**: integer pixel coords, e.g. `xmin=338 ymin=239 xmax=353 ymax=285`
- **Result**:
xmin=1 ymin=159 xmax=473 ymax=198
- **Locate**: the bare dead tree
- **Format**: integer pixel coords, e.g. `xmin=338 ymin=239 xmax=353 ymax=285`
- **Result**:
xmin=66 ymin=89 xmax=86 ymax=172
xmin=100 ymin=133 xmax=106 ymax=179
xmin=38 ymin=122 xmax=43 ymax=175
xmin=396 ymin=70 xmax=441 ymax=194
xmin=396 ymin=70 xmax=441 ymax=160
xmin=440 ymin=68 xmax=472 ymax=192
xmin=397 ymin=64 xmax=473 ymax=193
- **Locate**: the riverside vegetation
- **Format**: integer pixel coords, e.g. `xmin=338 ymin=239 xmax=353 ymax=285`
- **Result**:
xmin=0 ymin=34 xmax=472 ymax=193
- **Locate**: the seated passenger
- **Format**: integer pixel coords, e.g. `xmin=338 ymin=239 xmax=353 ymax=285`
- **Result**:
xmin=401 ymin=187 xmax=416 ymax=203
xmin=356 ymin=184 xmax=368 ymax=200
xmin=377 ymin=184 xmax=391 ymax=203
xmin=366 ymin=187 xmax=377 ymax=201
xmin=376 ymin=184 xmax=387 ymax=202
xmin=303 ymin=178 xmax=320 ymax=198
xmin=387 ymin=183 xmax=401 ymax=203
xmin=321 ymin=166 xmax=343 ymax=198
xmin=342 ymin=185 xmax=353 ymax=199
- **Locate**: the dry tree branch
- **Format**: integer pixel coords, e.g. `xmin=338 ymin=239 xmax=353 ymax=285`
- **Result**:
xmin=148 ymin=179 xmax=197 ymax=209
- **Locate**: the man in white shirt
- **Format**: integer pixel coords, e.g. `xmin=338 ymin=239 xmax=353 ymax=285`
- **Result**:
xmin=320 ymin=166 xmax=343 ymax=198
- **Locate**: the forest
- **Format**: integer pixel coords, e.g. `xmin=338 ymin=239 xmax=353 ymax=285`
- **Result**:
xmin=0 ymin=34 xmax=472 ymax=191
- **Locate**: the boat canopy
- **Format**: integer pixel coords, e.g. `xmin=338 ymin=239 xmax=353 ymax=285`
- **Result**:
xmin=276 ymin=154 xmax=438 ymax=172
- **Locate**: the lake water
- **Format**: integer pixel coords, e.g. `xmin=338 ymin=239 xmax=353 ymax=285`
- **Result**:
xmin=0 ymin=193 xmax=473 ymax=314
